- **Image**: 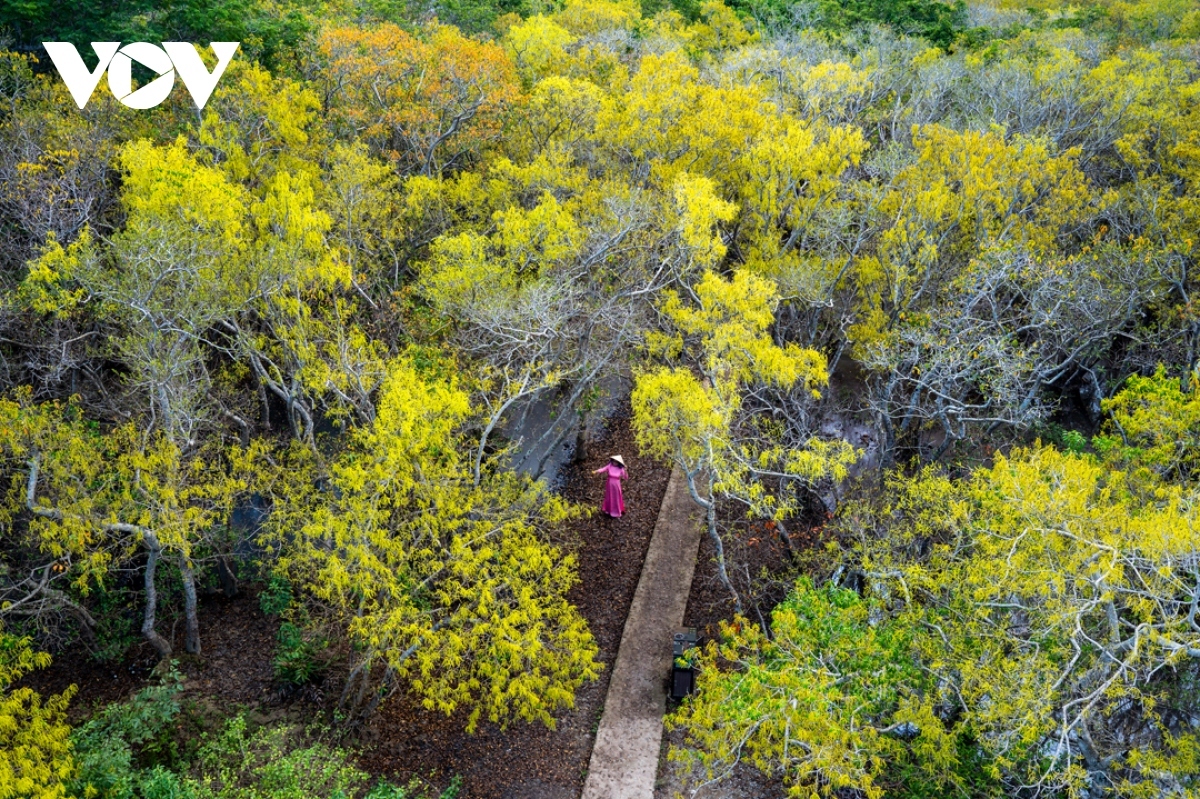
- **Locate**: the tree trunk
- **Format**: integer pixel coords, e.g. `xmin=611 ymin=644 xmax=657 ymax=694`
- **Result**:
xmin=774 ymin=518 xmax=799 ymax=566
xmin=180 ymin=556 xmax=201 ymax=655
xmin=142 ymin=534 xmax=172 ymax=660
xmin=362 ymin=665 xmax=396 ymax=718
xmin=707 ymin=500 xmax=743 ymax=616
xmin=340 ymin=659 xmax=370 ymax=710
xmin=685 ymin=470 xmax=743 ymax=616
xmin=339 ymin=630 xmax=433 ymax=721
xmin=216 ymin=555 xmax=239 ymax=598
xmin=574 ymin=413 xmax=588 ymax=463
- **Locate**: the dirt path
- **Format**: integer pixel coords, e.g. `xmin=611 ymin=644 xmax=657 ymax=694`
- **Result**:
xmin=580 ymin=465 xmax=705 ymax=799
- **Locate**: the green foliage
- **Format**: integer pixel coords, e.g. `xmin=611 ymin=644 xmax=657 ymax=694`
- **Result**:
xmin=720 ymin=0 xmax=969 ymax=44
xmin=71 ymin=668 xmax=185 ymax=799
xmin=1041 ymin=422 xmax=1089 ymax=456
xmin=814 ymin=0 xmax=967 ymax=46
xmin=436 ymin=0 xmax=530 ymax=33
xmin=186 ymin=715 xmax=453 ymax=799
xmin=258 ymin=576 xmax=328 ymax=686
xmin=135 ymin=767 xmax=191 ymax=799
xmin=271 ymin=621 xmax=328 ymax=686
xmin=668 ymin=580 xmax=972 ymax=799
xmin=1060 ymin=428 xmax=1087 ymax=454
xmin=188 ymin=715 xmax=365 ymax=799
xmin=0 ymin=0 xmax=313 ymax=73
xmin=70 ymin=690 xmax=452 ymax=799
xmin=1097 ymin=364 xmax=1200 ymax=482
xmin=257 ymin=577 xmax=293 ymax=618
xmin=362 ymin=774 xmax=461 ymax=799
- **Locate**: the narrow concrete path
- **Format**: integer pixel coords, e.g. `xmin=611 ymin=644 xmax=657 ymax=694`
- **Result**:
xmin=581 ymin=465 xmax=705 ymax=799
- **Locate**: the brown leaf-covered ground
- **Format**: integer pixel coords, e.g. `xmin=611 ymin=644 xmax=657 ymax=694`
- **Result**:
xmin=24 ymin=578 xmax=284 ymax=721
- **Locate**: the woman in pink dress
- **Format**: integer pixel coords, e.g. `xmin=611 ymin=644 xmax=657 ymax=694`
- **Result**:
xmin=593 ymin=455 xmax=628 ymax=518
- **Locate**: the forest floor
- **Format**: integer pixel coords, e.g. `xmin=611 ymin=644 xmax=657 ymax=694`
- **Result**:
xmin=24 ymin=402 xmax=675 ymax=799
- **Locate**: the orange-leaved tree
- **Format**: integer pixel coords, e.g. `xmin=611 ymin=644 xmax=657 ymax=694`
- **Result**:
xmin=316 ymin=22 xmax=520 ymax=176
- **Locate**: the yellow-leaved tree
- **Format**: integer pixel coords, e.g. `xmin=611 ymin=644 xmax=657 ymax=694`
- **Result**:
xmin=269 ymin=356 xmax=599 ymax=728
xmin=672 ymin=369 xmax=1200 ymax=797
xmin=0 ymin=628 xmax=75 ymax=799
xmin=633 ymin=269 xmax=856 ymax=613
xmin=0 ymin=392 xmax=263 ymax=659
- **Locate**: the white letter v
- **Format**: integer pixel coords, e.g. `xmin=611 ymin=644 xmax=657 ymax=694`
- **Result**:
xmin=43 ymin=42 xmax=120 ymax=109
xmin=163 ymin=42 xmax=240 ymax=110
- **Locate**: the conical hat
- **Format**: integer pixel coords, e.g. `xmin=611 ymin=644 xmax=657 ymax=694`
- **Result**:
xmin=610 ymin=455 xmax=626 ymax=467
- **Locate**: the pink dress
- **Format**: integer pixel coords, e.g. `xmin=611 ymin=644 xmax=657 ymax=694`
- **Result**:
xmin=599 ymin=464 xmax=627 ymax=517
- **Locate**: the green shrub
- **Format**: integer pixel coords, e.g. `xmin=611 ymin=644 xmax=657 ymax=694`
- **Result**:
xmin=272 ymin=621 xmax=328 ymax=685
xmin=0 ymin=0 xmax=313 ymax=73
xmin=258 ymin=576 xmax=293 ymax=617
xmin=138 ymin=767 xmax=194 ymax=799
xmin=260 ymin=576 xmax=329 ymax=686
xmin=188 ymin=715 xmax=446 ymax=799
xmin=722 ymin=0 xmax=971 ymax=45
xmin=71 ymin=693 xmax=455 ymax=799
xmin=363 ymin=775 xmax=462 ymax=799
xmin=190 ymin=715 xmax=362 ymax=799
xmin=1061 ymin=428 xmax=1087 ymax=454
xmin=71 ymin=667 xmax=185 ymax=799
